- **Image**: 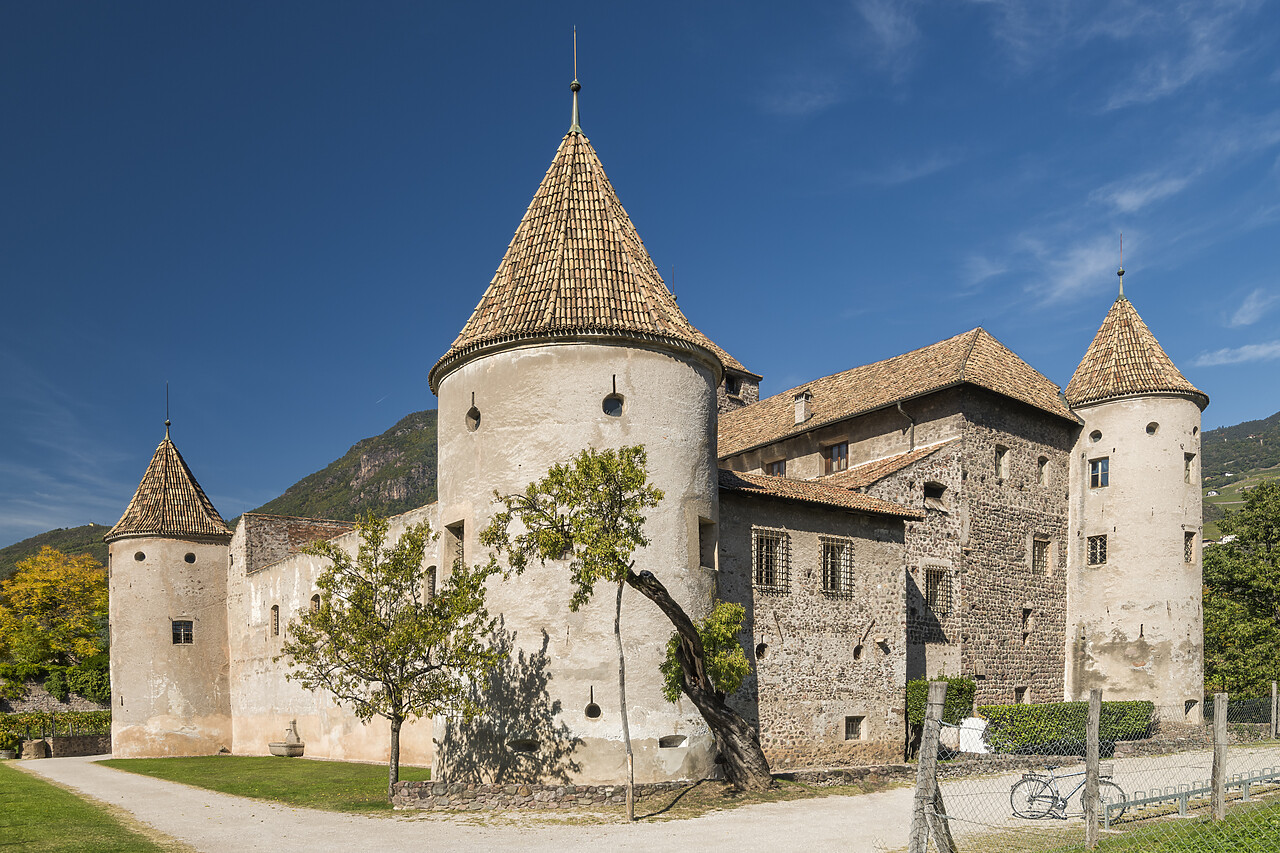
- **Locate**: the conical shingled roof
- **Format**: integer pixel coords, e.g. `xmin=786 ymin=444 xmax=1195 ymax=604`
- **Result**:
xmin=428 ymin=129 xmax=731 ymax=390
xmin=105 ymin=429 xmax=232 ymax=542
xmin=1065 ymin=296 xmax=1208 ymax=410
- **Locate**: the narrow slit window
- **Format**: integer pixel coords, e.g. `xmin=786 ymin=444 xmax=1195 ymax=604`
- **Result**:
xmin=1185 ymin=453 xmax=1195 ymax=485
xmin=446 ymin=522 xmax=465 ymax=570
xmin=995 ymin=445 xmax=1009 ymax=480
xmin=1184 ymin=531 xmax=1195 ymax=564
xmin=1037 ymin=456 xmax=1048 ymax=486
xmin=1089 ymin=457 xmax=1109 ymax=488
xmin=310 ymin=594 xmax=320 ymax=613
xmin=1032 ymin=538 xmax=1050 ymax=575
xmin=271 ymin=605 xmax=280 ymax=637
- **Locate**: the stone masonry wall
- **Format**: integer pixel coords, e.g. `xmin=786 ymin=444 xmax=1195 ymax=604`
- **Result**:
xmin=958 ymin=388 xmax=1077 ymax=707
xmin=719 ymin=492 xmax=908 ymax=769
xmin=0 ymin=682 xmax=109 ymax=713
xmin=391 ymin=780 xmax=688 ymax=811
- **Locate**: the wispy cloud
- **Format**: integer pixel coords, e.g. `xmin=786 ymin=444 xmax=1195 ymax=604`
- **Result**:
xmin=855 ymin=0 xmax=921 ymax=77
xmin=760 ymin=77 xmax=842 ymax=117
xmin=1092 ymin=172 xmax=1193 ymax=214
xmin=1023 ymin=233 xmax=1123 ymax=304
xmin=963 ymin=254 xmax=1009 ymax=285
xmin=1194 ymin=340 xmax=1280 ymax=366
xmin=1229 ymin=288 xmax=1279 ymax=327
xmin=860 ymin=152 xmax=960 ymax=185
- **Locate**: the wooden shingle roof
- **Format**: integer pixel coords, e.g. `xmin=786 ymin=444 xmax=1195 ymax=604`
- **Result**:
xmin=719 ymin=328 xmax=1075 ymax=458
xmin=429 ymin=127 xmax=740 ymax=390
xmin=105 ymin=430 xmax=231 ymax=543
xmin=1065 ymin=296 xmax=1208 ymax=410
xmin=719 ymin=470 xmax=924 ymax=519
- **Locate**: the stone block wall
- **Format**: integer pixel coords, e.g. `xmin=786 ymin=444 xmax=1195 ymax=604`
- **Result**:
xmin=0 ymin=682 xmax=109 ymax=714
xmin=391 ymin=780 xmax=688 ymax=811
xmin=718 ymin=492 xmax=908 ymax=769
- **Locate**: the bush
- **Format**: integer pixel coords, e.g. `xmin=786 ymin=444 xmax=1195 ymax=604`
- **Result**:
xmin=43 ymin=670 xmax=69 ymax=702
xmin=906 ymin=676 xmax=977 ymax=726
xmin=979 ymin=700 xmax=1154 ymax=754
xmin=0 ymin=710 xmax=111 ymax=738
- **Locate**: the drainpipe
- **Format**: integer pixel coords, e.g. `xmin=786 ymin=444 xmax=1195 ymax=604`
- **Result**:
xmin=897 ymin=401 xmax=916 ymax=451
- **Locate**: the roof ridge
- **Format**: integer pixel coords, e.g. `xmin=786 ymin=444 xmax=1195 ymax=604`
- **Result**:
xmin=957 ymin=328 xmax=983 ymax=385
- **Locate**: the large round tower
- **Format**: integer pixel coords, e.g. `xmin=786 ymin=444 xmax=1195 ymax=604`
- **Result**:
xmin=105 ymin=423 xmax=233 ymax=756
xmin=427 ymin=81 xmax=729 ymax=784
xmin=1064 ymin=271 xmax=1208 ymax=723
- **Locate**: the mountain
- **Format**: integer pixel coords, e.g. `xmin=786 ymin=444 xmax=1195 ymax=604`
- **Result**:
xmin=247 ymin=410 xmax=438 ymax=521
xmin=0 ymin=524 xmax=110 ymax=581
xmin=1201 ymin=410 xmax=1280 ymax=487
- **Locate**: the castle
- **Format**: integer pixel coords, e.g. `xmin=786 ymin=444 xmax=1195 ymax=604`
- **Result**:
xmin=105 ymin=80 xmax=1207 ymax=780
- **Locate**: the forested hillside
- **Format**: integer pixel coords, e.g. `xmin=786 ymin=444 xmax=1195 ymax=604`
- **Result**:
xmin=0 ymin=524 xmax=109 ymax=582
xmin=1202 ymin=410 xmax=1280 ymax=489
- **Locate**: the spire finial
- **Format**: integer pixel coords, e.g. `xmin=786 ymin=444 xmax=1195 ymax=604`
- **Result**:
xmin=1117 ymin=232 xmax=1125 ymax=298
xmin=165 ymin=382 xmax=171 ymax=437
xmin=569 ymin=28 xmax=582 ymax=133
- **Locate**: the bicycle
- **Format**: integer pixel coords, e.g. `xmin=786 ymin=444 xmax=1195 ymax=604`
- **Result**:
xmin=1010 ymin=765 xmax=1128 ymax=821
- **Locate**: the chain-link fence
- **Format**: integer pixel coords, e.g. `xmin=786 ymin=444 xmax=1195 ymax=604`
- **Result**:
xmin=907 ymin=683 xmax=1280 ymax=852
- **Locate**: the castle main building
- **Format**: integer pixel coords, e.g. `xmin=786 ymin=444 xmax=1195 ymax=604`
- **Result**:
xmin=106 ymin=83 xmax=1207 ymax=779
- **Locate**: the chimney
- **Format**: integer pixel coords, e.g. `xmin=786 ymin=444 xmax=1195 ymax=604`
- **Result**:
xmin=794 ymin=390 xmax=812 ymax=425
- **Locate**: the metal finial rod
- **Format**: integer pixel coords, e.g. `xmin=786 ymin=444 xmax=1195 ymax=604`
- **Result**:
xmin=570 ymin=28 xmax=582 ymax=133
xmin=1118 ymin=233 xmax=1125 ymax=298
xmin=165 ymin=382 xmax=171 ymax=436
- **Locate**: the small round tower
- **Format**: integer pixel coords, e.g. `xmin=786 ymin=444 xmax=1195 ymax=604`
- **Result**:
xmin=427 ymin=80 xmax=726 ymax=784
xmin=105 ymin=423 xmax=234 ymax=756
xmin=1064 ymin=270 xmax=1208 ymax=723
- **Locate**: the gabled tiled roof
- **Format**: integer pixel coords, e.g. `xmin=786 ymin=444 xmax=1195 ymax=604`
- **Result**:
xmin=719 ymin=328 xmax=1075 ymax=458
xmin=818 ymin=439 xmax=960 ymax=490
xmin=718 ymin=470 xmax=924 ymax=519
xmin=429 ymin=128 xmax=733 ymax=390
xmin=1065 ymin=296 xmax=1208 ymax=410
xmin=106 ymin=430 xmax=231 ymax=542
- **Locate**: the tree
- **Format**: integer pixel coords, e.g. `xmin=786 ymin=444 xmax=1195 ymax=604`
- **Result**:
xmin=279 ymin=513 xmax=501 ymax=795
xmin=1204 ymin=481 xmax=1280 ymax=696
xmin=482 ymin=446 xmax=774 ymax=808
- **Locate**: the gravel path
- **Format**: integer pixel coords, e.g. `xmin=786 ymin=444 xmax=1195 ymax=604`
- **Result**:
xmin=16 ymin=756 xmax=914 ymax=853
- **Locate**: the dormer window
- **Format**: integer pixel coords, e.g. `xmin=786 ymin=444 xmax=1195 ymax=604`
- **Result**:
xmin=766 ymin=459 xmax=786 ymax=477
xmin=725 ymin=375 xmax=742 ymax=397
xmin=825 ymin=442 xmax=848 ymax=474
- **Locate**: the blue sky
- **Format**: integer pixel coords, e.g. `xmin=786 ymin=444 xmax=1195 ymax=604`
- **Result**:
xmin=3 ymin=1 xmax=1279 ymax=548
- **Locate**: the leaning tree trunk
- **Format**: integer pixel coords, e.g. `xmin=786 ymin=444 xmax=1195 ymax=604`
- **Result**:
xmin=615 ymin=577 xmax=636 ymax=821
xmin=388 ymin=714 xmax=402 ymax=799
xmin=626 ymin=569 xmax=773 ymax=791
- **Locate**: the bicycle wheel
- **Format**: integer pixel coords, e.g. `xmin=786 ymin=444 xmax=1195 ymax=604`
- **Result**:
xmin=1011 ymin=777 xmax=1056 ymax=819
xmin=1097 ymin=780 xmax=1127 ymax=821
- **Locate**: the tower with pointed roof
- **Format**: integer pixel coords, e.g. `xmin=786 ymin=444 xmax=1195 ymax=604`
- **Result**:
xmin=1064 ymin=271 xmax=1208 ymax=722
xmin=105 ymin=424 xmax=234 ymax=756
xmin=428 ymin=78 xmax=725 ymax=784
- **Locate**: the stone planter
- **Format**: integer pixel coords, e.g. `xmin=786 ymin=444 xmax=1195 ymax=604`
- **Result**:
xmin=269 ymin=742 xmax=305 ymax=757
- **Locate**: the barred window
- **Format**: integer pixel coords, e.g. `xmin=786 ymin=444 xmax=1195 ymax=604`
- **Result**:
xmin=1089 ymin=457 xmax=1109 ymax=488
xmin=1088 ymin=534 xmax=1107 ymax=566
xmin=1032 ymin=538 xmax=1050 ymax=575
xmin=845 ymin=715 xmax=865 ymax=740
xmin=821 ymin=538 xmax=854 ymax=595
xmin=753 ymin=529 xmax=790 ymax=592
xmin=310 ymin=594 xmax=320 ymax=613
xmin=271 ymin=604 xmax=280 ymax=636
xmin=924 ymin=567 xmax=951 ymax=616
xmin=172 ymin=620 xmax=193 ymax=645
xmin=1184 ymin=531 xmax=1195 ymax=564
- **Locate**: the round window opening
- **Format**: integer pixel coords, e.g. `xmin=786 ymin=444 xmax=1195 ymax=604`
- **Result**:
xmin=1089 ymin=430 xmax=1103 ymax=443
xmin=602 ymin=393 xmax=625 ymax=417
xmin=134 ymin=551 xmax=145 ymax=562
xmin=465 ymin=406 xmax=481 ymax=432
xmin=585 ymin=702 xmax=602 ymax=719
xmin=1146 ymin=422 xmax=1159 ymax=436
xmin=184 ymin=553 xmax=196 ymax=564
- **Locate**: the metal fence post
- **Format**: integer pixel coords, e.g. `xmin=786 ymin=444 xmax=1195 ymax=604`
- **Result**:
xmin=1212 ymin=692 xmax=1228 ymax=820
xmin=909 ymin=680 xmax=948 ymax=853
xmin=1271 ymin=681 xmax=1277 ymax=740
xmin=1085 ymin=688 xmax=1102 ymax=848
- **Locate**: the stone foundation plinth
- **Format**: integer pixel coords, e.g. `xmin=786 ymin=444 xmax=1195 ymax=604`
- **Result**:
xmin=391 ymin=780 xmax=690 ymax=811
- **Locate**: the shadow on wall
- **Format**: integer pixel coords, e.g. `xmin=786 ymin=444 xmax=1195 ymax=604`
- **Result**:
xmin=434 ymin=621 xmax=582 ymax=784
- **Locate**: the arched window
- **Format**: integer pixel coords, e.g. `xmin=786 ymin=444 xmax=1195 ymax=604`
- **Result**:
xmin=310 ymin=594 xmax=320 ymax=613
xmin=271 ymin=605 xmax=280 ymax=636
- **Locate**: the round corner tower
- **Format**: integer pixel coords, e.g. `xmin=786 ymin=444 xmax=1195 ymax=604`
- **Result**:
xmin=105 ymin=424 xmax=234 ymax=756
xmin=427 ymin=81 xmax=725 ymax=784
xmin=1064 ymin=273 xmax=1208 ymax=723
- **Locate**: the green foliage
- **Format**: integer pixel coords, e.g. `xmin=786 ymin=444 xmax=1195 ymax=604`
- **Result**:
xmin=978 ymin=700 xmax=1153 ymax=752
xmin=43 ymin=669 xmax=68 ymax=702
xmin=905 ymin=677 xmax=976 ymax=726
xmin=481 ymin=445 xmax=663 ymax=610
xmin=0 ymin=731 xmax=21 ymax=751
xmin=0 ymin=546 xmax=109 ymax=669
xmin=1204 ymin=480 xmax=1280 ymax=697
xmin=0 ymin=762 xmax=173 ymax=852
xmin=660 ymin=601 xmax=751 ymax=703
xmin=0 ymin=524 xmax=109 ymax=583
xmin=101 ymin=756 xmax=431 ymax=813
xmin=281 ymin=513 xmax=500 ymax=730
xmin=249 ymin=410 xmax=438 ymax=521
xmin=0 ymin=710 xmax=111 ymax=737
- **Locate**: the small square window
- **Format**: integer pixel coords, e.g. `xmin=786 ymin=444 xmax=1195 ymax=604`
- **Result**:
xmin=725 ymin=375 xmax=742 ymax=397
xmin=1184 ymin=531 xmax=1195 ymax=564
xmin=1015 ymin=686 xmax=1029 ymax=704
xmin=825 ymin=442 xmax=849 ymax=474
xmin=1032 ymin=539 xmax=1050 ymax=575
xmin=995 ymin=445 xmax=1009 ymax=480
xmin=172 ymin=620 xmax=193 ymax=645
xmin=766 ymin=459 xmax=786 ymax=477
xmin=1089 ymin=457 xmax=1109 ymax=488
xmin=753 ymin=529 xmax=790 ymax=592
xmin=821 ymin=538 xmax=854 ymax=595
xmin=845 ymin=715 xmax=865 ymax=741
xmin=925 ymin=567 xmax=951 ymax=616
xmin=1088 ymin=535 xmax=1107 ymax=566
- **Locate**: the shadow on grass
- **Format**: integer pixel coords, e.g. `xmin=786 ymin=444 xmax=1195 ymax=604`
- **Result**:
xmin=636 ymin=778 xmax=709 ymax=820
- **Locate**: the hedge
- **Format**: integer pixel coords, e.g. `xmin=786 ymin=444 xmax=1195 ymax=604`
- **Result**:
xmin=0 ymin=710 xmax=111 ymax=738
xmin=906 ymin=676 xmax=977 ymax=726
xmin=978 ymin=700 xmax=1154 ymax=753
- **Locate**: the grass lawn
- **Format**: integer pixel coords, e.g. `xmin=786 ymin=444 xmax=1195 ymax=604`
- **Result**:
xmin=0 ymin=762 xmax=181 ymax=852
xmin=97 ymin=756 xmax=430 ymax=813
